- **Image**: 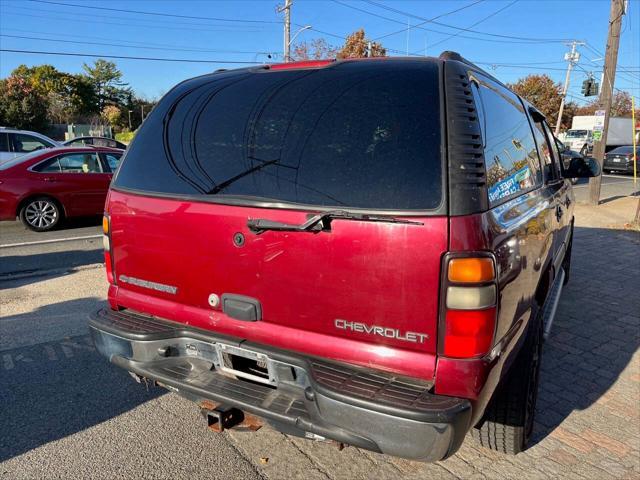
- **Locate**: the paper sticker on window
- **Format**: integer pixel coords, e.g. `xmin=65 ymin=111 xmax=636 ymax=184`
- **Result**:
xmin=488 ymin=165 xmax=533 ymax=203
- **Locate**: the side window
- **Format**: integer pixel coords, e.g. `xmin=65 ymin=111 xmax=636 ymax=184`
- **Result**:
xmin=0 ymin=133 xmax=9 ymax=152
xmin=541 ymin=122 xmax=563 ymax=180
xmin=531 ymin=121 xmax=561 ymax=182
xmin=104 ymin=153 xmax=122 ymax=172
xmin=475 ymin=78 xmax=543 ymax=206
xmin=58 ymin=153 xmax=103 ymax=173
xmin=11 ymin=134 xmax=52 ymax=153
xmin=33 ymin=158 xmax=61 ymax=173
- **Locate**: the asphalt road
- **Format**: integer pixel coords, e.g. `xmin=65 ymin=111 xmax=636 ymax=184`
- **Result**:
xmin=0 ymin=217 xmax=103 ymax=277
xmin=572 ymin=173 xmax=639 ymax=204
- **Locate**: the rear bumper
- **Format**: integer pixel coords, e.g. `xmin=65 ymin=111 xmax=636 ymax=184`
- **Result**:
xmin=89 ymin=308 xmax=472 ymax=462
xmin=603 ymin=159 xmax=634 ymax=172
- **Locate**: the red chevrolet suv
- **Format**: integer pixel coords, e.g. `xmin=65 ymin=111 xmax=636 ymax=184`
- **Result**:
xmin=90 ymin=53 xmax=599 ymax=461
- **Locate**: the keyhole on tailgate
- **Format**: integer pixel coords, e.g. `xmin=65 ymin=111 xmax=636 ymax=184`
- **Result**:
xmin=233 ymin=232 xmax=245 ymax=247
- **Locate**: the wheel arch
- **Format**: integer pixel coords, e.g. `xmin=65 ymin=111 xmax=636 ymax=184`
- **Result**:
xmin=16 ymin=194 xmax=67 ymax=218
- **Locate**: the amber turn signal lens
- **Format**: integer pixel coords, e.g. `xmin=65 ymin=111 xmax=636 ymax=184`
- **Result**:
xmin=102 ymin=215 xmax=109 ymax=235
xmin=448 ymin=258 xmax=494 ymax=283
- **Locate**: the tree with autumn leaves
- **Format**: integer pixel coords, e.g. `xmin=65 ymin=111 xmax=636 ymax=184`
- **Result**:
xmin=508 ymin=75 xmax=578 ymax=130
xmin=508 ymin=74 xmax=637 ymax=131
xmin=292 ymin=28 xmax=385 ymax=61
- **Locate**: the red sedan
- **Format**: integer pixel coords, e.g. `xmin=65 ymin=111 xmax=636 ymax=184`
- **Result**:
xmin=0 ymin=146 xmax=123 ymax=231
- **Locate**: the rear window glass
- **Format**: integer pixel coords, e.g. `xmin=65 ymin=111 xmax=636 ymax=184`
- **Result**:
xmin=114 ymin=61 xmax=442 ymax=210
xmin=609 ymin=146 xmax=634 ymax=154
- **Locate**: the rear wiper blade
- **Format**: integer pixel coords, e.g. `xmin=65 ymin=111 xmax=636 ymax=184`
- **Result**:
xmin=247 ymin=210 xmax=423 ymax=234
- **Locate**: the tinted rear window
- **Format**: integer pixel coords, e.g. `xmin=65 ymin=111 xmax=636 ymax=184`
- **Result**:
xmin=114 ymin=61 xmax=442 ymax=210
xmin=609 ymin=146 xmax=634 ymax=154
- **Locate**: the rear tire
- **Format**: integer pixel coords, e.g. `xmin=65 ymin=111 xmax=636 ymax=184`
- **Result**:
xmin=19 ymin=196 xmax=62 ymax=232
xmin=472 ymin=305 xmax=543 ymax=454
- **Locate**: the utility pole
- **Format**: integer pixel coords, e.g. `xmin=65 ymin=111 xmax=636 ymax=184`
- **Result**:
xmin=555 ymin=40 xmax=583 ymax=135
xmin=278 ymin=0 xmax=292 ymax=62
xmin=588 ymin=0 xmax=625 ymax=205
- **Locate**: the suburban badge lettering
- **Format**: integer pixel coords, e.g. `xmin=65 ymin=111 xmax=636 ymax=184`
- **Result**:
xmin=334 ymin=319 xmax=429 ymax=343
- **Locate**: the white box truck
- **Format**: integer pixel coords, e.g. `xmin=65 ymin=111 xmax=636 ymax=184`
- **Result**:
xmin=559 ymin=116 xmax=634 ymax=155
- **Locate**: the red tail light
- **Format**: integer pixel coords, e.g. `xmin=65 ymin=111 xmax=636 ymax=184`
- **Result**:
xmin=103 ymin=214 xmax=116 ymax=285
xmin=440 ymin=254 xmax=498 ymax=359
xmin=443 ymin=308 xmax=497 ymax=357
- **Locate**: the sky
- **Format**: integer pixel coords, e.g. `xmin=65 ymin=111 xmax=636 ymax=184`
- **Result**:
xmin=0 ymin=0 xmax=638 ymax=105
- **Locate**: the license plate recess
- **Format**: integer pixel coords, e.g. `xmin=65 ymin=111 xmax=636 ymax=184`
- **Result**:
xmin=214 ymin=343 xmax=277 ymax=386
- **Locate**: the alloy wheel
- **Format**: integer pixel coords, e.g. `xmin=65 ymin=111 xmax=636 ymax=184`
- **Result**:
xmin=24 ymin=200 xmax=58 ymax=230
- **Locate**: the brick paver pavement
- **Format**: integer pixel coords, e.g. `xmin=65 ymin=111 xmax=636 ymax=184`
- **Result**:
xmin=226 ymin=199 xmax=640 ymax=479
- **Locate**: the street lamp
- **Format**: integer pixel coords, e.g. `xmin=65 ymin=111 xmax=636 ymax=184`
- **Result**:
xmin=286 ymin=25 xmax=311 ymax=62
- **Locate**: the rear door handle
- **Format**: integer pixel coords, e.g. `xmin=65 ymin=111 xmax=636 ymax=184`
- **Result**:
xmin=43 ymin=177 xmax=56 ymax=182
xmin=565 ymin=196 xmax=571 ymax=208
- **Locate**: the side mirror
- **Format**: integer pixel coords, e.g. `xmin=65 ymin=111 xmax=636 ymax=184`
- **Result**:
xmin=563 ymin=144 xmax=571 ymax=153
xmin=562 ymin=156 xmax=601 ymax=178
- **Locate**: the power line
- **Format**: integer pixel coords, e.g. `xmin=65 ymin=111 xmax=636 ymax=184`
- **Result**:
xmin=583 ymin=42 xmax=640 ymax=81
xmin=363 ymin=0 xmax=574 ymax=43
xmin=0 ymin=48 xmax=261 ymax=64
xmin=0 ymin=8 xmax=266 ymax=33
xmin=329 ymin=0 xmax=565 ymax=47
xmin=335 ymin=0 xmax=486 ymax=42
xmin=26 ymin=0 xmax=282 ymax=24
xmin=0 ymin=34 xmax=276 ymax=56
xmin=427 ymin=0 xmax=519 ymax=50
xmin=1 ymin=28 xmax=273 ymax=54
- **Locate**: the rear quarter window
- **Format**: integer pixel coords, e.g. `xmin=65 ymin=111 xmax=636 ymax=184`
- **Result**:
xmin=113 ymin=61 xmax=443 ymax=211
xmin=473 ymin=76 xmax=543 ymax=206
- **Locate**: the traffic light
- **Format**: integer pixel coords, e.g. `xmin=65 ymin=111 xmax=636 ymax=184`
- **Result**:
xmin=582 ymin=77 xmax=599 ymax=97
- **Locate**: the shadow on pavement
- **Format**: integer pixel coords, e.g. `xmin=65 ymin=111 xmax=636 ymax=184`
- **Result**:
xmin=57 ymin=215 xmax=103 ymax=231
xmin=0 ymin=298 xmax=164 ymax=462
xmin=598 ymin=191 xmax=639 ymax=205
xmin=0 ymin=249 xmax=103 ymax=288
xmin=531 ymin=225 xmax=640 ymax=444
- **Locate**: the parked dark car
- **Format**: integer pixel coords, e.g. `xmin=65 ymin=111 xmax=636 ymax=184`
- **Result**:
xmin=0 ymin=146 xmax=123 ymax=231
xmin=89 ymin=53 xmax=599 ymax=462
xmin=63 ymin=136 xmax=127 ymax=150
xmin=603 ymin=146 xmax=639 ymax=174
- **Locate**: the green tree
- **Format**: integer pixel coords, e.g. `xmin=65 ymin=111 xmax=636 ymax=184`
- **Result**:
xmin=508 ymin=74 xmax=577 ymax=130
xmin=0 ymin=75 xmax=48 ymax=130
xmin=82 ymin=59 xmax=131 ymax=110
xmin=10 ymin=64 xmax=97 ymax=123
xmin=337 ymin=29 xmax=386 ymax=59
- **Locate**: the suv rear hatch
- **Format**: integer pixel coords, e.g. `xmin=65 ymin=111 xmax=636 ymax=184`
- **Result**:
xmin=107 ymin=60 xmax=447 ymax=380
